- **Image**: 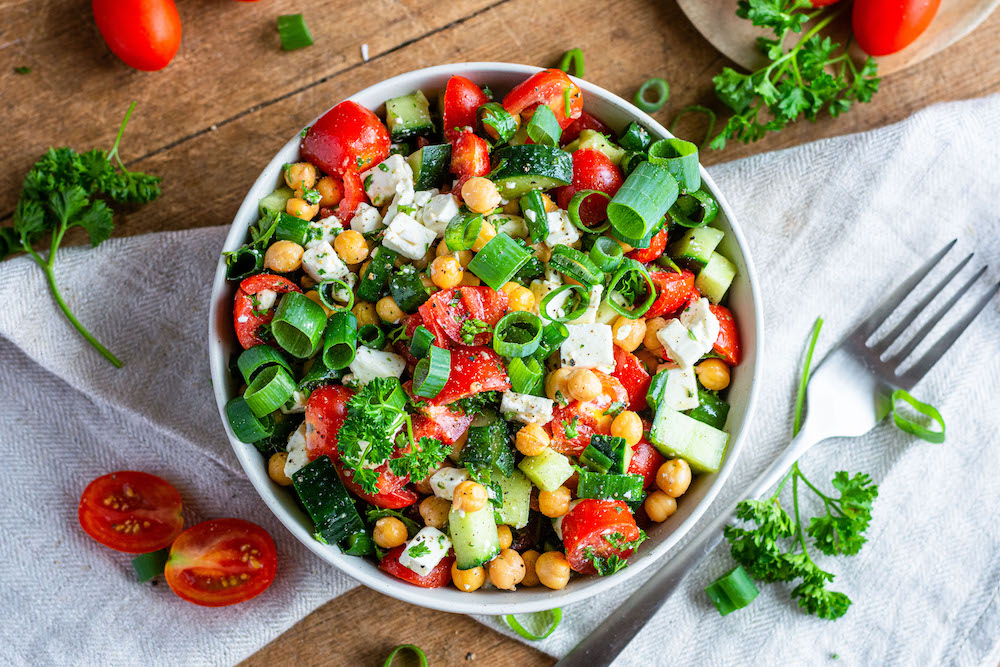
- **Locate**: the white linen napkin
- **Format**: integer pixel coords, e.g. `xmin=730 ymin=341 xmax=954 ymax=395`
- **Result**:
xmin=0 ymin=93 xmax=997 ymax=667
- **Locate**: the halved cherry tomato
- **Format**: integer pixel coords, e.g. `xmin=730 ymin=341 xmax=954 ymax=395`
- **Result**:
xmin=561 ymin=499 xmax=643 ymax=574
xmin=561 ymin=111 xmax=612 ymax=145
xmin=612 ymin=346 xmax=651 ymax=411
xmin=78 ymin=471 xmax=183 ymax=553
xmin=853 ymin=0 xmax=940 ymax=56
xmin=450 ymin=132 xmax=491 ymax=190
xmin=164 ymin=518 xmax=277 ymax=607
xmin=336 ymin=170 xmax=366 ymax=224
xmin=379 ymin=545 xmax=455 ymax=587
xmin=301 ymin=101 xmax=390 ymax=175
xmin=403 ymin=346 xmax=510 ymax=407
xmin=644 ymin=270 xmax=697 ymax=319
xmin=418 ymin=286 xmax=508 ymax=347
xmin=627 ymin=227 xmax=669 ymax=264
xmin=502 ymin=69 xmax=583 ymax=129
xmin=442 ymin=76 xmax=490 ymax=142
xmin=628 ymin=440 xmax=665 ymax=489
xmin=233 ymin=274 xmax=302 ymax=349
xmin=550 ymin=372 xmax=628 ymax=455
xmin=411 ymin=411 xmax=473 ymax=446
xmin=92 ymin=0 xmax=182 ymax=72
xmin=710 ymin=304 xmax=741 ymax=365
xmin=556 ymin=149 xmax=624 ymax=225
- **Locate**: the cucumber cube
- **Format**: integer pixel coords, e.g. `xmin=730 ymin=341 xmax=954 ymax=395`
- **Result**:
xmin=518 ymin=448 xmax=574 ymax=492
xmin=649 ymin=404 xmax=729 ymax=473
xmin=696 ymin=252 xmax=737 ymax=304
xmin=493 ymin=470 xmax=532 ymax=529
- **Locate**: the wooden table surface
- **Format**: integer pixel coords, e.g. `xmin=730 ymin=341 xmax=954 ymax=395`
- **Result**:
xmin=2 ymin=0 xmax=998 ymax=664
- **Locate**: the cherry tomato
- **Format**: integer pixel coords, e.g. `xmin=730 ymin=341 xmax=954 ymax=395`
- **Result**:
xmin=556 ymin=149 xmax=624 ymax=225
xmin=710 ymin=304 xmax=741 ymax=365
xmin=334 ymin=455 xmax=418 ymax=509
xmin=853 ymin=0 xmax=941 ymax=56
xmin=418 ymin=286 xmax=508 ymax=347
xmin=164 ymin=518 xmax=277 ymax=607
xmin=442 ymin=76 xmax=490 ymax=142
xmin=303 ymin=384 xmax=354 ymax=461
xmin=92 ymin=0 xmax=181 ymax=72
xmin=301 ymin=101 xmax=390 ymax=175
xmin=404 ymin=347 xmax=511 ymax=408
xmin=561 ymin=111 xmax=612 ymax=145
xmin=78 ymin=471 xmax=183 ymax=553
xmin=336 ymin=170 xmax=366 ymax=224
xmin=502 ymin=69 xmax=583 ymax=130
xmin=627 ymin=226 xmax=669 ymax=264
xmin=644 ymin=270 xmax=697 ymax=319
xmin=561 ymin=499 xmax=642 ymax=574
xmin=411 ymin=411 xmax=473 ymax=446
xmin=629 ymin=440 xmax=666 ymax=489
xmin=612 ymin=346 xmax=651 ymax=411
xmin=450 ymin=132 xmax=491 ymax=190
xmin=379 ymin=545 xmax=455 ymax=587
xmin=550 ymin=372 xmax=628 ymax=455
xmin=233 ymin=274 xmax=301 ymax=349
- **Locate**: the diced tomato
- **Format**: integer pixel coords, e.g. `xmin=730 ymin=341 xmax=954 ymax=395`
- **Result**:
xmin=403 ymin=346 xmax=510 ymax=407
xmin=612 ymin=346 xmax=651 ymax=411
xmin=502 ymin=69 xmax=583 ymax=129
xmin=561 ymin=110 xmax=612 ymax=145
xmin=710 ymin=304 xmax=741 ymax=365
xmin=334 ymin=455 xmax=417 ymax=509
xmin=628 ymin=440 xmax=665 ymax=489
xmin=627 ymin=226 xmax=669 ymax=264
xmin=561 ymin=499 xmax=643 ymax=574
xmin=450 ymin=132 xmax=491 ymax=191
xmin=418 ymin=287 xmax=508 ymax=347
xmin=379 ymin=545 xmax=455 ymax=587
xmin=550 ymin=372 xmax=628 ymax=455
xmin=336 ymin=169 xmax=365 ymax=224
xmin=644 ymin=270 xmax=697 ymax=319
xmin=442 ymin=75 xmax=490 ymax=142
xmin=233 ymin=274 xmax=302 ymax=349
xmin=410 ymin=407 xmax=474 ymax=445
xmin=300 ymin=100 xmax=390 ymax=175
xmin=555 ymin=149 xmax=624 ymax=225
xmin=78 ymin=471 xmax=184 ymax=553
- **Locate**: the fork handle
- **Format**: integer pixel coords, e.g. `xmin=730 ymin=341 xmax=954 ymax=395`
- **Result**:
xmin=554 ymin=422 xmax=825 ymax=667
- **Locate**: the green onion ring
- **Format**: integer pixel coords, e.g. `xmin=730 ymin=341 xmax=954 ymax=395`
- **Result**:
xmin=567 ymin=189 xmax=611 ymax=234
xmin=383 ymin=644 xmax=429 ymax=667
xmin=445 ymin=211 xmax=483 ymax=251
xmin=225 ymin=246 xmax=264 ymax=282
xmin=549 ymin=245 xmax=604 ymax=287
xmin=237 ymin=344 xmax=291 ymax=384
xmin=243 ymin=364 xmax=296 ymax=417
xmin=634 ymin=77 xmax=669 ymax=113
xmin=670 ymin=105 xmax=717 ymax=151
xmin=318 ymin=278 xmax=355 ymax=311
xmin=322 ymin=310 xmax=358 ymax=370
xmin=605 ymin=258 xmax=655 ymax=319
xmin=507 ymin=356 xmax=544 ymax=394
xmin=413 ymin=346 xmax=452 ymax=398
xmin=891 ymin=389 xmax=946 ymax=444
xmin=271 ymin=292 xmax=327 ymax=358
xmin=539 ymin=283 xmax=591 ymax=322
xmin=558 ymin=48 xmax=584 ymax=77
xmin=504 ymin=608 xmax=563 ymax=641
xmin=225 ymin=396 xmax=275 ymax=442
xmin=668 ymin=190 xmax=718 ymax=229
xmin=589 ymin=236 xmax=624 ymax=272
xmin=409 ymin=325 xmax=435 ymax=359
xmin=493 ymin=311 xmax=543 ymax=358
xmin=648 ymin=137 xmax=700 ymax=193
xmin=358 ymin=324 xmax=386 ymax=350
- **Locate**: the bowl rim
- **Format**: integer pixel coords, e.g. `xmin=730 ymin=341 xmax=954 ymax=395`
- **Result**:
xmin=208 ymin=61 xmax=764 ymax=615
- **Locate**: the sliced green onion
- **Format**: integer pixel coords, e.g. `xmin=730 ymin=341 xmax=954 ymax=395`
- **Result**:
xmin=539 ymin=283 xmax=591 ymax=322
xmin=358 ymin=324 xmax=385 ymax=350
xmin=244 ymin=364 xmax=296 ymax=417
xmin=607 ymin=161 xmax=678 ymax=240
xmin=519 ymin=190 xmax=550 ymax=243
xmin=619 ymin=122 xmax=652 ymax=153
xmin=131 ymin=548 xmax=170 ymax=582
xmin=225 ymin=396 xmax=275 ymax=443
xmin=705 ymin=565 xmax=759 ymax=616
xmin=237 ymin=344 xmax=291 ymax=384
xmin=590 ymin=236 xmax=624 ymax=272
xmin=277 ymin=13 xmax=314 ymax=51
xmin=318 ymin=278 xmax=355 ymax=311
xmin=558 ymin=48 xmax=584 ymax=77
xmin=646 ymin=370 xmax=669 ymax=413
xmin=445 ymin=211 xmax=483 ymax=251
xmin=619 ymin=151 xmax=647 ymax=177
xmin=550 ymin=245 xmax=604 ymax=287
xmin=610 ymin=224 xmax=653 ymax=250
xmin=605 ymin=258 xmax=655 ymax=319
xmin=478 ymin=102 xmax=518 ymax=144
xmin=634 ymin=77 xmax=669 ymax=112
xmin=580 ymin=444 xmax=614 ymax=474
xmin=274 ymin=212 xmax=312 ymax=245
xmin=493 ymin=311 xmax=543 ymax=358
xmin=794 ymin=318 xmax=824 ymax=436
xmin=383 ymin=644 xmax=429 ymax=667
xmin=272 ymin=292 xmax=327 ymax=358
xmin=891 ymin=389 xmax=946 ymax=444
xmin=322 ymin=311 xmax=358 ymax=370
xmin=508 ymin=356 xmax=544 ymax=395
xmin=413 ymin=346 xmax=451 ymax=398
xmin=533 ymin=321 xmax=570 ymax=361
xmin=225 ymin=246 xmax=264 ymax=281
xmin=669 ymin=105 xmax=717 ymax=151
xmin=567 ymin=189 xmax=611 ymax=233
xmin=648 ymin=138 xmax=700 ymax=193
xmin=504 ymin=608 xmax=563 ymax=641
xmin=527 ymin=104 xmax=561 ymax=147
xmin=409 ymin=325 xmax=435 ymax=358
xmin=655 ymin=254 xmax=683 ymax=273
xmin=668 ymin=190 xmax=718 ymax=228
xmin=467 ymin=232 xmax=532 ymax=291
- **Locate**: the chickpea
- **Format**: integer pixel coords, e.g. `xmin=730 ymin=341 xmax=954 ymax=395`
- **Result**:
xmin=430 ymin=255 xmax=464 ymax=289
xmin=535 ymin=551 xmax=571 ymax=590
xmin=507 ymin=286 xmax=535 ymax=312
xmin=533 ymin=243 xmax=552 ymax=262
xmin=643 ymin=317 xmax=668 ymax=352
xmin=352 ymin=301 xmax=379 ymax=327
xmin=419 ymin=496 xmax=451 ymax=529
xmin=611 ymin=410 xmax=643 ymax=447
xmin=696 ymin=358 xmax=731 ymax=391
xmin=471 ymin=220 xmax=498 ymax=252
xmin=502 ymin=199 xmax=521 ymax=215
xmin=612 ymin=316 xmax=647 ymax=353
xmin=334 ymin=230 xmax=369 ymax=264
xmin=376 ymin=296 xmax=405 ymax=324
xmin=461 ymin=177 xmax=502 ymax=214
xmin=267 ymin=452 xmax=292 ymax=486
xmin=419 ymin=273 xmax=439 ymax=294
xmin=452 ymin=562 xmax=486 ymax=592
xmin=635 ymin=349 xmax=661 ymax=374
xmin=644 ymin=490 xmax=678 ymax=522
xmin=286 ymin=197 xmax=319 ymax=221
xmin=453 ymin=480 xmax=488 ymax=513
xmin=284 ymin=162 xmax=318 ymax=191
xmin=567 ymin=369 xmax=601 ymax=402
xmin=538 ymin=485 xmax=572 ymax=518
xmin=459 ymin=272 xmax=482 ymax=287
xmin=500 ymin=281 xmax=521 ymax=298
xmin=304 ymin=290 xmax=333 ymax=316
xmin=497 ymin=525 xmax=513 ymax=550
xmin=515 ymin=423 xmax=550 ymax=456
xmin=657 ymin=459 xmax=692 ymax=498
xmin=545 ymin=368 xmax=572 ymax=401
xmin=520 ymin=550 xmax=541 ymax=587
xmin=315 ymin=175 xmax=343 ymax=207
xmin=263 ymin=240 xmax=303 ymax=273
xmin=488 ymin=549 xmax=526 ymax=590
xmin=372 ymin=517 xmax=408 ymax=549
xmin=300 ymin=275 xmax=317 ymax=290
xmin=540 ymin=192 xmax=558 ymax=213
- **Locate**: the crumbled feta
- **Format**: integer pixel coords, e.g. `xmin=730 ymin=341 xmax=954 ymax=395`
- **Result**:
xmin=301 ymin=241 xmax=351 ymax=282
xmin=568 ymin=284 xmax=604 ymax=324
xmin=488 ymin=213 xmax=528 ymax=239
xmin=657 ymin=319 xmax=705 ymax=368
xmin=382 ymin=211 xmax=437 ymax=260
xmin=361 ymin=154 xmax=413 ymax=207
xmin=306 ymin=216 xmax=343 ymax=249
xmin=398 ymin=526 xmax=453 ymax=577
xmin=413 ymin=189 xmax=438 ymax=208
xmin=544 ymin=209 xmax=581 ymax=248
xmin=561 ymin=323 xmax=615 ymax=372
xmin=283 ymin=423 xmax=309 ymax=478
xmin=680 ymin=297 xmax=721 ymax=353
xmin=430 ymin=467 xmax=471 ymax=500
xmin=348 ymin=346 xmax=406 ymax=385
xmin=351 ymin=202 xmax=384 ymax=233
xmin=501 ymin=391 xmax=555 ymax=425
xmin=421 ymin=193 xmax=460 ymax=237
xmin=662 ymin=366 xmax=700 ymax=411
xmin=255 ymin=289 xmax=277 ymax=311
xmin=280 ymin=389 xmax=308 ymax=414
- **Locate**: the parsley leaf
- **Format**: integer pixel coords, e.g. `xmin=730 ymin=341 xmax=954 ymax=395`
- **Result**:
xmin=407 ymin=542 xmax=431 ymax=558
xmin=584 ymin=549 xmax=630 ymax=576
xmin=459 ymin=318 xmax=492 ymax=345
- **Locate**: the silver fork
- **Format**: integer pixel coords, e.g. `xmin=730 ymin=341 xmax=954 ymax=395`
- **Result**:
xmin=557 ymin=240 xmax=999 ymax=667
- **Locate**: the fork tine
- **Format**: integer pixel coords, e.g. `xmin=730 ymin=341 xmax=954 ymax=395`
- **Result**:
xmin=853 ymin=240 xmax=957 ymax=341
xmin=871 ymin=253 xmax=974 ymax=354
xmin=896 ymin=279 xmax=1000 ymax=389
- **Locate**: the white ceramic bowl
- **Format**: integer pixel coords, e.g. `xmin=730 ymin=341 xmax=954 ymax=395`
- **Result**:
xmin=209 ymin=62 xmax=763 ymax=615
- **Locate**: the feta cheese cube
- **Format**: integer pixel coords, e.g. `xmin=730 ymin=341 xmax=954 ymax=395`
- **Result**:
xmin=283 ymin=423 xmax=309 ymax=478
xmin=255 ymin=289 xmax=277 ymax=311
xmin=413 ymin=189 xmax=438 ymax=208
xmin=305 ymin=216 xmax=343 ymax=249
xmin=382 ymin=211 xmax=437 ymax=260
xmin=488 ymin=213 xmax=528 ymax=239
xmin=348 ymin=346 xmax=406 ymax=386
xmin=361 ymin=154 xmax=413 ymax=206
xmin=544 ymin=209 xmax=581 ymax=248
xmin=657 ymin=319 xmax=705 ymax=368
xmin=561 ymin=323 xmax=615 ymax=372
xmin=421 ymin=193 xmax=460 ymax=237
xmin=301 ymin=241 xmax=351 ymax=282
xmin=351 ymin=202 xmax=384 ymax=233
xmin=569 ymin=284 xmax=604 ymax=324
xmin=398 ymin=526 xmax=453 ymax=577
xmin=680 ymin=297 xmax=721 ymax=353
xmin=430 ymin=467 xmax=471 ymax=500
xmin=501 ymin=391 xmax=555 ymax=425
xmin=662 ymin=366 xmax=700 ymax=411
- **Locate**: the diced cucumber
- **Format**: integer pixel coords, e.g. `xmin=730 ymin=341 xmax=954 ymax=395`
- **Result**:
xmin=518 ymin=447 xmax=574 ymax=492
xmin=291 ymin=456 xmax=366 ymax=547
xmin=407 ymin=144 xmax=451 ymax=190
xmin=575 ymin=129 xmax=626 ymax=164
xmin=576 ymin=471 xmax=645 ymax=502
xmin=649 ymin=404 xmax=729 ymax=473
xmin=449 ymin=505 xmax=500 ymax=570
xmin=580 ymin=444 xmax=614 ymax=473
xmin=259 ymin=186 xmax=294 ymax=217
xmin=385 ymin=91 xmax=434 ymax=141
xmin=687 ymin=389 xmax=730 ymax=431
xmin=670 ymin=226 xmax=725 ymax=270
xmin=696 ymin=252 xmax=737 ymax=304
xmin=489 ymin=145 xmax=573 ymax=199
xmin=493 ymin=469 xmax=531 ymax=529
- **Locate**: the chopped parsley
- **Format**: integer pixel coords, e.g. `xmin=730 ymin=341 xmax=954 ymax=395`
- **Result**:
xmin=407 ymin=542 xmax=431 ymax=558
xmin=563 ymin=416 xmax=580 ymax=438
xmin=459 ymin=318 xmax=492 ymax=344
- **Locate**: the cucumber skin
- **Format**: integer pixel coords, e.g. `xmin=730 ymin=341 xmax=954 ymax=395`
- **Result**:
xmin=449 ymin=505 xmax=500 ymax=570
xmin=407 ymin=144 xmax=451 ymax=191
xmin=489 ymin=145 xmax=573 ymax=199
xmin=670 ymin=226 xmax=725 ymax=269
xmin=386 ymin=91 xmax=434 ymax=141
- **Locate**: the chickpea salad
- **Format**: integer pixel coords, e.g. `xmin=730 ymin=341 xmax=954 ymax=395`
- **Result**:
xmin=222 ymin=68 xmax=743 ymax=593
